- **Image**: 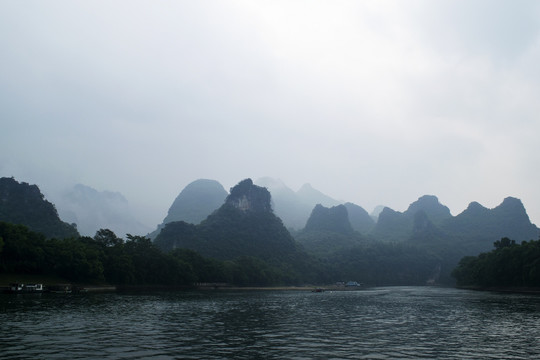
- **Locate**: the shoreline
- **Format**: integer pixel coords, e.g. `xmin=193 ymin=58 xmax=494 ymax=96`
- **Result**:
xmin=457 ymin=285 xmax=540 ymax=295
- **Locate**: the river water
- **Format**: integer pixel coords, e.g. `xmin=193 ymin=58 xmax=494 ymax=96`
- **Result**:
xmin=1 ymin=286 xmax=539 ymax=359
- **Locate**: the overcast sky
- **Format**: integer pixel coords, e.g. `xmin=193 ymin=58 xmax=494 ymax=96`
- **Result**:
xmin=2 ymin=0 xmax=540 ymax=227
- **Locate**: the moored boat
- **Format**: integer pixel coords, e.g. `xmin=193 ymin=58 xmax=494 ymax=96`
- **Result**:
xmin=5 ymin=283 xmax=43 ymax=293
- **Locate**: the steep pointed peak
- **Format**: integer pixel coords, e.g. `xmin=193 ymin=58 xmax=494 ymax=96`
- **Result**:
xmin=343 ymin=202 xmax=372 ymax=219
xmin=413 ymin=194 xmax=440 ymax=204
xmin=226 ymin=178 xmax=272 ymax=213
xmin=312 ymin=203 xmax=325 ymax=211
xmin=498 ymin=196 xmax=524 ymax=209
xmin=467 ymin=201 xmax=487 ymax=210
xmin=296 ymin=183 xmax=339 ymax=207
xmin=344 ymin=202 xmax=369 ymax=213
xmin=459 ymin=201 xmax=489 ymax=216
xmin=297 ymin=183 xmax=321 ymax=197
xmin=304 ymin=203 xmax=353 ymax=234
xmin=379 ymin=206 xmax=400 ymax=216
xmin=405 ymin=194 xmax=451 ymax=223
xmin=493 ymin=197 xmax=529 ymax=219
xmin=298 ymin=183 xmax=314 ymax=192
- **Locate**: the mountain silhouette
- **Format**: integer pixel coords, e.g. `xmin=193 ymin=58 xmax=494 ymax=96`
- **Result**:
xmin=154 ymin=179 xmax=298 ymax=261
xmin=148 ymin=179 xmax=227 ymax=239
xmin=0 ymin=177 xmax=79 ymax=239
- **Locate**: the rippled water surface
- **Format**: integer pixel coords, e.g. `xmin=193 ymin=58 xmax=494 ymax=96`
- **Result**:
xmin=1 ymin=287 xmax=540 ymax=359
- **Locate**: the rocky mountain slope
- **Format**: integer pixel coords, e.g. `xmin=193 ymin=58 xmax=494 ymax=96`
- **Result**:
xmin=154 ymin=179 xmax=299 ymax=261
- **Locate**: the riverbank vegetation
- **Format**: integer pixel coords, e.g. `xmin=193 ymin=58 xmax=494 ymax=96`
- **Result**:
xmin=0 ymin=222 xmax=319 ymax=287
xmin=452 ymin=237 xmax=540 ymax=288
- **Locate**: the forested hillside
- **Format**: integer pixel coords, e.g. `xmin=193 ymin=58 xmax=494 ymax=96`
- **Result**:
xmin=2 ymin=176 xmax=539 ymax=288
xmin=0 ymin=177 xmax=79 ymax=239
xmin=155 ymin=179 xmax=325 ymax=284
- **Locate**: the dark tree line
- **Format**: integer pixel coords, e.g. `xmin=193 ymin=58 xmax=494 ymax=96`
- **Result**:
xmin=452 ymin=237 xmax=540 ymax=288
xmin=0 ymin=222 xmax=307 ymax=286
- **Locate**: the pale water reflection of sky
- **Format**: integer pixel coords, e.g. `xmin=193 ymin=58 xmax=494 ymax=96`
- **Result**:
xmin=1 ymin=0 xmax=540 ymax=227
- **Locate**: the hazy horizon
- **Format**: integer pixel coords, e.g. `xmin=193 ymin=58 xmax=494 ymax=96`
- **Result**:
xmin=2 ymin=1 xmax=540 ymax=228
xmin=14 ymin=175 xmax=539 ymax=232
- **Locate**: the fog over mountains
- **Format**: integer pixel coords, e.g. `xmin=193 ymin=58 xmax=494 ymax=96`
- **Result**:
xmin=254 ymin=177 xmax=341 ymax=230
xmin=2 ymin=175 xmax=539 ymax=285
xmin=7 ymin=176 xmax=536 ymax=252
xmin=51 ymin=184 xmax=152 ymax=238
xmin=149 ymin=177 xmax=538 ymax=246
xmin=35 ymin=177 xmax=537 ymax=245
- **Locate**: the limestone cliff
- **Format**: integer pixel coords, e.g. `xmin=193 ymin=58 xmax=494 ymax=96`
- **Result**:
xmin=226 ymin=179 xmax=272 ymax=213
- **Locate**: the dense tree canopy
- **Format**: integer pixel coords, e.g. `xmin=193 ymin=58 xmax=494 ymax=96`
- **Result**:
xmin=0 ymin=222 xmax=320 ymax=287
xmin=452 ymin=237 xmax=540 ymax=288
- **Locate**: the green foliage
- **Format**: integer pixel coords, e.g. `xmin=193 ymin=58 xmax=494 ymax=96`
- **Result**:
xmin=95 ymin=229 xmax=123 ymax=247
xmin=155 ymin=203 xmax=298 ymax=261
xmin=0 ymin=177 xmax=79 ymax=239
xmin=494 ymin=237 xmax=516 ymax=250
xmin=48 ymin=237 xmax=105 ymax=282
xmin=452 ymin=237 xmax=540 ymax=288
xmin=0 ymin=223 xmax=202 ymax=286
xmin=0 ymin=221 xmax=48 ymax=274
xmin=325 ymin=241 xmax=441 ymax=286
xmin=170 ymin=248 xmax=223 ymax=283
xmin=295 ymin=230 xmax=364 ymax=257
xmin=369 ymin=207 xmax=412 ymax=242
xmin=304 ymin=204 xmax=354 ymax=234
xmin=0 ymin=221 xmax=305 ymax=287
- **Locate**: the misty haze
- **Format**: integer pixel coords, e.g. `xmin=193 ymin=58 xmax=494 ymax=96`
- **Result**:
xmin=2 ymin=1 xmax=540 ymax=359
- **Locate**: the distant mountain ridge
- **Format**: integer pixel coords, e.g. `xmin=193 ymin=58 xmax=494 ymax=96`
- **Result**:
xmin=0 ymin=177 xmax=79 ymax=239
xmin=255 ymin=177 xmax=340 ymax=230
xmin=295 ymin=194 xmax=539 ymax=284
xmin=371 ymin=195 xmax=538 ymax=246
xmin=439 ymin=196 xmax=538 ymax=252
xmin=2 ymin=175 xmax=539 ymax=287
xmin=304 ymin=204 xmax=354 ymax=234
xmin=53 ymin=184 xmax=151 ymax=237
xmin=158 ymin=177 xmax=538 ymax=251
